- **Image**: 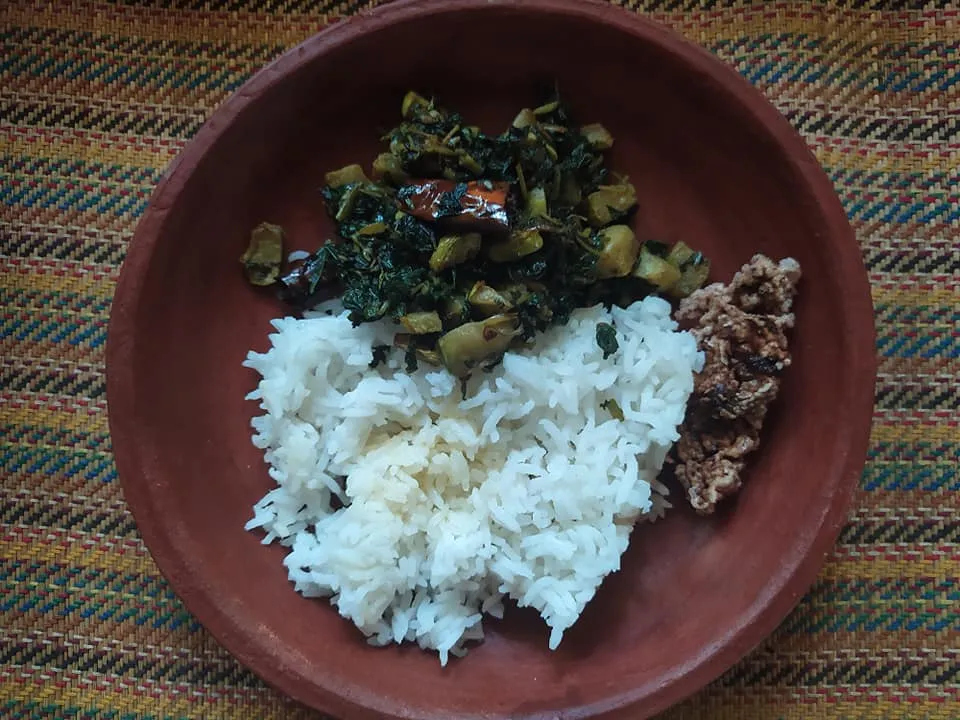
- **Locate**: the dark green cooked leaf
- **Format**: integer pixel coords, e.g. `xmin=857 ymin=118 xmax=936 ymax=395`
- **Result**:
xmin=596 ymin=322 xmax=619 ymax=359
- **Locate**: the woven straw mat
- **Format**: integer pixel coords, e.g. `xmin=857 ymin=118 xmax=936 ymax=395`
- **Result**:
xmin=2 ymin=1 xmax=958 ymax=718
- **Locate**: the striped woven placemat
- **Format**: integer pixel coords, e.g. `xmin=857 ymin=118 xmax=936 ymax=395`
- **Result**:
xmin=2 ymin=1 xmax=958 ymax=718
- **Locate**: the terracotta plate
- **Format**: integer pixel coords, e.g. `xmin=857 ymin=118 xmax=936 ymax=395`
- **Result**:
xmin=107 ymin=1 xmax=876 ymax=718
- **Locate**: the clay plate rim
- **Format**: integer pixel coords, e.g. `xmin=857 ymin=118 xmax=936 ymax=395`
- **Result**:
xmin=106 ymin=0 xmax=877 ymax=718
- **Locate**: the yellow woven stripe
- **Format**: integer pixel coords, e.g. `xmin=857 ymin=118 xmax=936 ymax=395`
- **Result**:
xmin=1 ymin=406 xmax=109 ymax=435
xmin=2 ymin=129 xmax=182 ymax=170
xmin=2 ymin=537 xmax=156 ymax=576
xmin=1 ymin=671 xmax=296 ymax=719
xmin=815 ymin=147 xmax=960 ymax=176
xmin=871 ymin=421 xmax=957 ymax=445
xmin=1 ymin=268 xmax=116 ymax=302
xmin=819 ymin=557 xmax=958 ymax=582
xmin=871 ymin=286 xmax=960 ymax=308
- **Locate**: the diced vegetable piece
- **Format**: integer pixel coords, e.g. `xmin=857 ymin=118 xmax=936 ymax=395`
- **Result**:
xmin=325 ymin=164 xmax=369 ymax=188
xmin=392 ymin=334 xmax=443 ymax=366
xmin=429 ymin=233 xmax=482 ymax=272
xmin=240 ymin=221 xmax=284 ymax=286
xmin=372 ymin=153 xmax=408 ymax=183
xmin=400 ymin=311 xmax=443 ymax=334
xmin=467 ymin=281 xmax=514 ymax=317
xmin=600 ymin=398 xmax=625 ymax=421
xmin=667 ymin=240 xmax=697 ymax=267
xmin=595 ymin=225 xmax=639 ymax=279
xmin=487 ymin=229 xmax=544 ymax=263
xmin=437 ymin=314 xmax=523 ymax=378
xmin=533 ymin=100 xmax=560 ymax=116
xmin=526 ymin=187 xmax=548 ymax=218
xmin=401 ymin=91 xmax=431 ymax=119
xmin=499 ymin=283 xmax=531 ymax=306
xmin=512 ymin=108 xmax=537 ymax=129
xmin=671 ymin=255 xmax=712 ymax=298
xmin=585 ymin=182 xmax=637 ymax=226
xmin=441 ymin=295 xmax=470 ymax=327
xmin=356 ymin=222 xmax=388 ymax=236
xmin=633 ymin=245 xmax=682 ymax=291
xmin=580 ymin=123 xmax=614 ymax=150
xmin=334 ymin=184 xmax=361 ymax=222
xmin=415 ymin=347 xmax=442 ymax=366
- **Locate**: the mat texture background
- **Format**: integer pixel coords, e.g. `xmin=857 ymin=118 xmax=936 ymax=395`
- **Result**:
xmin=2 ymin=1 xmax=958 ymax=718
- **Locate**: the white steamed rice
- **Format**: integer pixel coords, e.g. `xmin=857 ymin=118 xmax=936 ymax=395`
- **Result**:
xmin=243 ymin=296 xmax=702 ymax=664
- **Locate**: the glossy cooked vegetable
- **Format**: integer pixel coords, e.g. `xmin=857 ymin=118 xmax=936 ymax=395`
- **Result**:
xmin=240 ymin=222 xmax=284 ymax=286
xmin=437 ymin=314 xmax=523 ymax=378
xmin=594 ymin=225 xmax=639 ymax=279
xmin=255 ymin=91 xmax=711 ymax=379
xmin=429 ymin=233 xmax=481 ymax=272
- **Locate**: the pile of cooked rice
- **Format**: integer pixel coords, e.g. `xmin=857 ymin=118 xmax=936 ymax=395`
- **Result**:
xmin=244 ymin=297 xmax=702 ymax=664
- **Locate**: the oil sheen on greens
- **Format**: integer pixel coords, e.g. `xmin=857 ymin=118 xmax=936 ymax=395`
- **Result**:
xmin=262 ymin=91 xmax=711 ymax=379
